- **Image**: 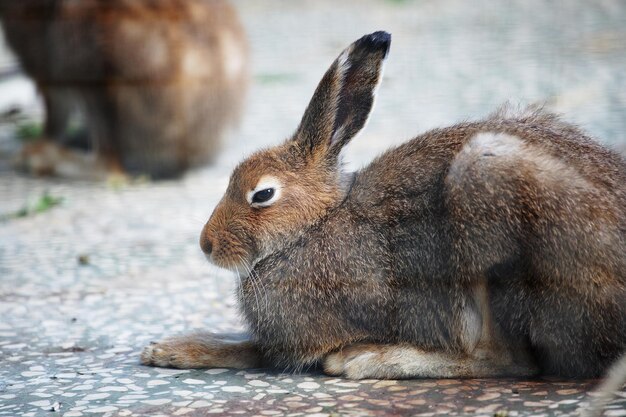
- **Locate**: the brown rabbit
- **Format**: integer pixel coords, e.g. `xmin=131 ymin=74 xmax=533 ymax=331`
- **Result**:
xmin=142 ymin=32 xmax=626 ymax=379
xmin=0 ymin=0 xmax=248 ymax=179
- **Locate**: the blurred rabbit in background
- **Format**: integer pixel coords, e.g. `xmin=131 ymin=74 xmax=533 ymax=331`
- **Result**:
xmin=0 ymin=0 xmax=248 ymax=179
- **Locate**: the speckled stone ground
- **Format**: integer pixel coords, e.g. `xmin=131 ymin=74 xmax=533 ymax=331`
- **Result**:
xmin=1 ymin=1 xmax=625 ymax=416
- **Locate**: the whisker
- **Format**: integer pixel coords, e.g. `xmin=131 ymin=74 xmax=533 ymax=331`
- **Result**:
xmin=238 ymin=254 xmax=261 ymax=316
xmin=255 ymin=265 xmax=270 ymax=313
xmin=233 ymin=266 xmax=244 ymax=309
xmin=241 ymin=257 xmax=269 ymax=313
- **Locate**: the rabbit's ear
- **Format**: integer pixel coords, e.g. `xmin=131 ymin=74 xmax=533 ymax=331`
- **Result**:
xmin=295 ymin=31 xmax=390 ymax=160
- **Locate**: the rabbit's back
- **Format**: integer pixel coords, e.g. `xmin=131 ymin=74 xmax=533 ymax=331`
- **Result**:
xmin=1 ymin=0 xmax=245 ymax=83
xmin=354 ymin=106 xmax=625 ymax=211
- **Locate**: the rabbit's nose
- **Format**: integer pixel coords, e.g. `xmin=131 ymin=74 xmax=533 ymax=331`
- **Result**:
xmin=200 ymin=234 xmax=213 ymax=255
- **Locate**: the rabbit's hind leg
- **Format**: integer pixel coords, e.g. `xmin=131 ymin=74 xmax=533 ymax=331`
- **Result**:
xmin=141 ymin=332 xmax=262 ymax=370
xmin=447 ymin=130 xmax=626 ymax=377
xmin=323 ymin=343 xmax=538 ymax=379
xmin=325 ymin=279 xmax=538 ymax=379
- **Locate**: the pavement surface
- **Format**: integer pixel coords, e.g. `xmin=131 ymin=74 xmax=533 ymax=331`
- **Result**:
xmin=1 ymin=0 xmax=625 ymax=416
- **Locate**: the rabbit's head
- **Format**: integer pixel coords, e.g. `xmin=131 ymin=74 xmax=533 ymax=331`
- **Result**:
xmin=201 ymin=31 xmax=391 ymax=273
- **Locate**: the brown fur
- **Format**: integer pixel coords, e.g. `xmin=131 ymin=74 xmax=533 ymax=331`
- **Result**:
xmin=1 ymin=0 xmax=248 ymax=179
xmin=141 ymin=332 xmax=261 ymax=369
xmin=142 ymin=32 xmax=626 ymax=379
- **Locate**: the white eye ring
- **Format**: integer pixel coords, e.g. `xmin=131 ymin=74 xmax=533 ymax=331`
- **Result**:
xmin=246 ymin=175 xmax=282 ymax=208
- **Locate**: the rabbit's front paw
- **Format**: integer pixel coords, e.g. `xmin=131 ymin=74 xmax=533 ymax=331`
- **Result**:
xmin=141 ymin=332 xmax=262 ymax=370
xmin=141 ymin=340 xmax=197 ymax=369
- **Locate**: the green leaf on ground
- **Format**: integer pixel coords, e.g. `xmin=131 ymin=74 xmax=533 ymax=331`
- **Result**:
xmin=32 ymin=192 xmax=64 ymax=213
xmin=16 ymin=121 xmax=43 ymax=142
xmin=1 ymin=191 xmax=64 ymax=221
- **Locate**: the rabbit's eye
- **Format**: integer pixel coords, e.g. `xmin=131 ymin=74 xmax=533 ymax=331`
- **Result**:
xmin=252 ymin=188 xmax=275 ymax=204
xmin=247 ymin=176 xmax=281 ymax=207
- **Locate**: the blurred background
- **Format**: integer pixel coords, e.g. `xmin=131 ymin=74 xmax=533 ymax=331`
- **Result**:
xmin=0 ymin=1 xmax=625 ymax=414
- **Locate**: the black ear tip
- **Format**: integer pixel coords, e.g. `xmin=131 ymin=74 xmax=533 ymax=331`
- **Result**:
xmin=357 ymin=31 xmax=392 ymax=57
xmin=369 ymin=31 xmax=392 ymax=43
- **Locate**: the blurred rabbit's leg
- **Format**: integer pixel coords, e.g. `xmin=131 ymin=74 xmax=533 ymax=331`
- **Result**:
xmin=42 ymin=87 xmax=91 ymax=150
xmin=15 ymin=88 xmax=122 ymax=179
xmin=80 ymin=88 xmax=123 ymax=168
xmin=141 ymin=332 xmax=262 ymax=369
xmin=324 ymin=344 xmax=538 ymax=379
xmin=41 ymin=87 xmax=73 ymax=140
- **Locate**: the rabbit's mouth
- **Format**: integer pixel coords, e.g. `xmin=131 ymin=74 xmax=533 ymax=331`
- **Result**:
xmin=205 ymin=252 xmax=257 ymax=279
